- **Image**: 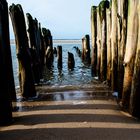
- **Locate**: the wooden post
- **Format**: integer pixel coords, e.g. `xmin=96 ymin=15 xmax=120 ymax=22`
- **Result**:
xmin=82 ymin=38 xmax=85 ymax=61
xmin=53 ymin=47 xmax=57 ymax=56
xmin=106 ymin=7 xmax=112 ymax=86
xmin=26 ymin=13 xmax=35 ymax=49
xmin=111 ymin=0 xmax=118 ymax=91
xmin=42 ymin=28 xmax=54 ymax=68
xmin=0 ymin=0 xmax=13 ymax=125
xmin=73 ymin=46 xmax=81 ymax=57
xmin=130 ymin=0 xmax=140 ymax=118
xmin=42 ymin=28 xmax=53 ymax=48
xmin=117 ymin=0 xmax=128 ymax=99
xmin=68 ymin=52 xmax=75 ymax=70
xmin=39 ymin=23 xmax=45 ymax=71
xmin=85 ymin=35 xmax=91 ymax=64
xmin=82 ymin=35 xmax=91 ymax=65
xmin=99 ymin=1 xmax=109 ymax=81
xmin=9 ymin=4 xmax=36 ymax=98
xmin=122 ymin=0 xmax=139 ymax=110
xmin=34 ymin=18 xmax=41 ymax=57
xmin=1 ymin=0 xmax=17 ymax=101
xmin=57 ymin=45 xmax=62 ymax=69
xmin=91 ymin=6 xmax=97 ymax=77
xmin=96 ymin=7 xmax=102 ymax=79
xmin=76 ymin=47 xmax=81 ymax=57
xmin=26 ymin=13 xmax=41 ymax=84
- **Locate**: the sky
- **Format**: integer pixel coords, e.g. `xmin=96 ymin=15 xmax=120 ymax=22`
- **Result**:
xmin=7 ymin=0 xmax=102 ymax=39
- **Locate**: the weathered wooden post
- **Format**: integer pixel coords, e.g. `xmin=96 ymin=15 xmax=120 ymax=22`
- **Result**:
xmin=53 ymin=47 xmax=57 ymax=56
xmin=73 ymin=46 xmax=81 ymax=57
xmin=57 ymin=45 xmax=62 ymax=69
xmin=0 ymin=0 xmax=13 ymax=125
xmin=9 ymin=4 xmax=36 ymax=98
xmin=82 ymin=35 xmax=91 ymax=65
xmin=26 ymin=13 xmax=41 ymax=84
xmin=42 ymin=28 xmax=53 ymax=68
xmin=96 ymin=7 xmax=102 ymax=79
xmin=111 ymin=0 xmax=118 ymax=92
xmin=39 ymin=23 xmax=45 ymax=71
xmin=122 ymin=0 xmax=139 ymax=110
xmin=68 ymin=52 xmax=75 ymax=70
xmin=99 ymin=1 xmax=109 ymax=81
xmin=34 ymin=18 xmax=41 ymax=57
xmin=1 ymin=0 xmax=17 ymax=101
xmin=76 ymin=47 xmax=81 ymax=57
xmin=82 ymin=38 xmax=85 ymax=61
xmin=91 ymin=6 xmax=97 ymax=77
xmin=106 ymin=6 xmax=112 ymax=86
xmin=42 ymin=28 xmax=53 ymax=48
xmin=130 ymin=0 xmax=140 ymax=118
xmin=26 ymin=13 xmax=35 ymax=49
xmin=117 ymin=0 xmax=128 ymax=99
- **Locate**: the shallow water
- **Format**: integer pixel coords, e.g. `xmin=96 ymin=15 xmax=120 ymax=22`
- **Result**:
xmin=11 ymin=40 xmax=93 ymax=88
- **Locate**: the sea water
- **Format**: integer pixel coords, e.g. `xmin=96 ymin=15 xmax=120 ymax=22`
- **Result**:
xmin=11 ymin=40 xmax=94 ymax=88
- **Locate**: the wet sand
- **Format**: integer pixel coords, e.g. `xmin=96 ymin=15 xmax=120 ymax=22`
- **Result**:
xmin=0 ymin=84 xmax=140 ymax=140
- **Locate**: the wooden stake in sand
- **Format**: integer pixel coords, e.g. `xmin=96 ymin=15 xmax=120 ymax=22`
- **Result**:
xmin=0 ymin=0 xmax=13 ymax=125
xmin=9 ymin=4 xmax=36 ymax=98
xmin=91 ymin=6 xmax=97 ymax=77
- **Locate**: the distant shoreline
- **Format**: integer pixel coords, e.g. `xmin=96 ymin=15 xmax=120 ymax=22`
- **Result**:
xmin=10 ymin=39 xmax=82 ymax=45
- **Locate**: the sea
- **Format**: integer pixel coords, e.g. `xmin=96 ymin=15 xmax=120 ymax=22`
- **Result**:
xmin=11 ymin=40 xmax=94 ymax=89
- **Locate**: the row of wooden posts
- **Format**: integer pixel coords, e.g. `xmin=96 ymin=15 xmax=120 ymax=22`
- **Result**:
xmin=91 ymin=0 xmax=140 ymax=118
xmin=0 ymin=0 xmax=83 ymax=125
xmin=9 ymin=4 xmax=55 ymax=98
xmin=2 ymin=0 xmax=140 ymax=125
xmin=0 ymin=0 xmax=49 ymax=125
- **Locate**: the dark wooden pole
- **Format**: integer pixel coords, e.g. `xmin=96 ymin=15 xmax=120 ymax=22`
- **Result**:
xmin=57 ymin=45 xmax=62 ymax=69
xmin=106 ymin=7 xmax=112 ymax=86
xmin=42 ymin=28 xmax=53 ymax=68
xmin=85 ymin=35 xmax=91 ymax=64
xmin=130 ymin=1 xmax=140 ymax=117
xmin=39 ymin=23 xmax=45 ymax=76
xmin=122 ymin=0 xmax=138 ymax=110
xmin=117 ymin=0 xmax=128 ymax=99
xmin=73 ymin=46 xmax=81 ymax=57
xmin=82 ymin=38 xmax=85 ymax=61
xmin=91 ymin=6 xmax=97 ymax=77
xmin=26 ymin=13 xmax=41 ymax=84
xmin=2 ymin=0 xmax=17 ymax=101
xmin=82 ymin=35 xmax=91 ymax=65
xmin=68 ymin=52 xmax=75 ymax=70
xmin=53 ymin=47 xmax=57 ymax=56
xmin=9 ymin=4 xmax=36 ymax=98
xmin=0 ymin=0 xmax=13 ymax=125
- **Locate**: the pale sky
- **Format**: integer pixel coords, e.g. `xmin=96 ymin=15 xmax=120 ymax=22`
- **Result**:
xmin=7 ymin=0 xmax=102 ymax=39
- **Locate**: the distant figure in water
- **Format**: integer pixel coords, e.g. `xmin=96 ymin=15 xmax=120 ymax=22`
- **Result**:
xmin=68 ymin=52 xmax=75 ymax=70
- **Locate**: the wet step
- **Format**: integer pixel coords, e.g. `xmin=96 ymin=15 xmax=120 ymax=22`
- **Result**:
xmin=2 ymin=82 xmax=140 ymax=140
xmin=36 ymin=82 xmax=112 ymax=93
xmin=1 ymin=93 xmax=140 ymax=140
xmin=37 ymin=90 xmax=113 ymax=102
xmin=35 ymin=82 xmax=113 ymax=101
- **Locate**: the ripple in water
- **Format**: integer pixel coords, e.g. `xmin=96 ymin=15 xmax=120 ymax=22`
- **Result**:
xmin=11 ymin=41 xmax=94 ymax=88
